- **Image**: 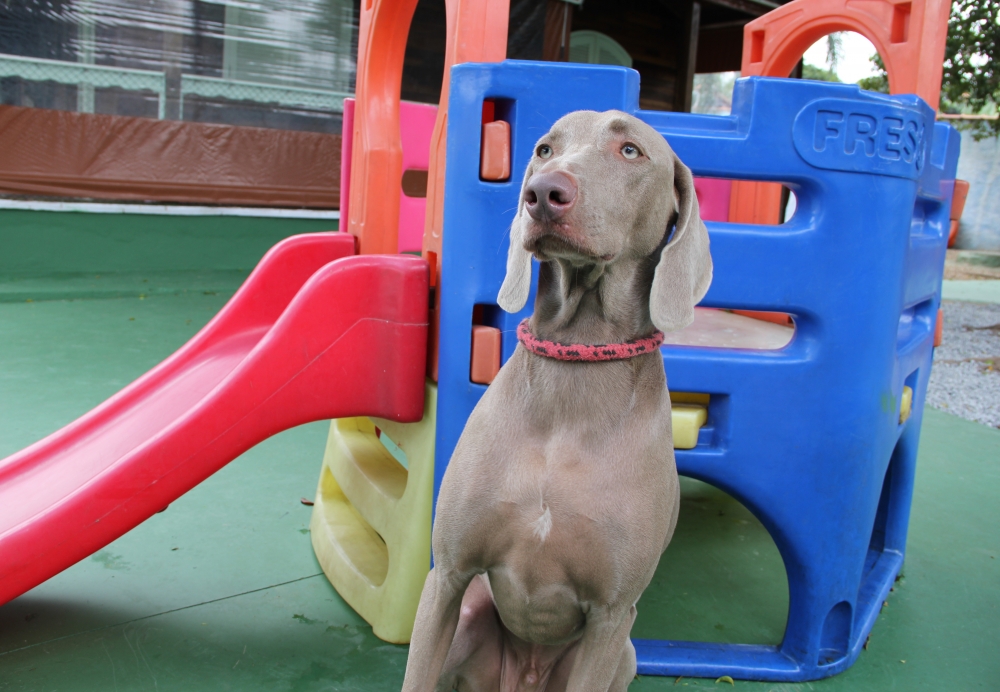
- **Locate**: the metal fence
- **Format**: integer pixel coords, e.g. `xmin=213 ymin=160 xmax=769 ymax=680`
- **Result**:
xmin=0 ymin=54 xmax=167 ymax=118
xmin=0 ymin=53 xmax=351 ymax=121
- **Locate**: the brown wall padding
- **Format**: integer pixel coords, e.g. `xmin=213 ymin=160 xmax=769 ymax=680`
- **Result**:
xmin=0 ymin=106 xmax=341 ymax=208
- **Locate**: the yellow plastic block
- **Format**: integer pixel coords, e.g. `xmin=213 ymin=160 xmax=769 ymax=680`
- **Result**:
xmin=672 ymin=403 xmax=708 ymax=450
xmin=310 ymin=383 xmax=437 ymax=644
xmin=670 ymin=390 xmax=710 ymax=406
xmin=899 ymin=385 xmax=913 ymax=424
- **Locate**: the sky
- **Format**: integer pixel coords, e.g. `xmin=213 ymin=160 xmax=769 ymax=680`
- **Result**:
xmin=802 ymin=31 xmax=881 ymax=83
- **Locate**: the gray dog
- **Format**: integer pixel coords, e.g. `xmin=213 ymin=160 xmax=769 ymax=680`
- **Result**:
xmin=402 ymin=110 xmax=713 ymax=692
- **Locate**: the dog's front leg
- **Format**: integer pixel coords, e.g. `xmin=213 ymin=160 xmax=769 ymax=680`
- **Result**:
xmin=562 ymin=604 xmax=638 ymax=692
xmin=401 ymin=566 xmax=474 ymax=692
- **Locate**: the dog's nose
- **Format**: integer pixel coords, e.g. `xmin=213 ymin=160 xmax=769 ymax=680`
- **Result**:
xmin=524 ymin=171 xmax=577 ymax=221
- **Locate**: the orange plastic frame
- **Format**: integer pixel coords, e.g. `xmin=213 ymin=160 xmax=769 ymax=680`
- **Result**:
xmin=729 ymin=0 xmax=953 ymax=225
xmin=347 ymin=0 xmax=510 ymax=257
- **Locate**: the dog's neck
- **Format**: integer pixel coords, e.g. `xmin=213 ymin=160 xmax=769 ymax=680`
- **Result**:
xmin=530 ymin=254 xmax=658 ymax=346
xmin=520 ymin=253 xmax=668 ymax=431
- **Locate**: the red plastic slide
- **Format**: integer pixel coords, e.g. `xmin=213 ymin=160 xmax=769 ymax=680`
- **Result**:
xmin=0 ymin=233 xmax=428 ymax=607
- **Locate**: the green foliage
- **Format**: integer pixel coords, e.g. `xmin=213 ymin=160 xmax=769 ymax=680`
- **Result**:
xmin=802 ymin=63 xmax=841 ymax=83
xmin=858 ymin=54 xmax=889 ymax=94
xmin=942 ymin=0 xmax=999 ymax=138
xmin=859 ymin=0 xmax=998 ymax=138
xmin=691 ymin=71 xmax=738 ymax=115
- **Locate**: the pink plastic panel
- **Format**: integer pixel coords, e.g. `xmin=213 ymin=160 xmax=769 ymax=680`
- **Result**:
xmin=339 ymin=99 xmax=355 ymax=223
xmin=398 ymin=101 xmax=438 ymax=253
xmin=399 ymin=101 xmax=437 ymax=171
xmin=338 ymin=98 xmax=438 ymax=253
xmin=693 ymin=177 xmax=732 ymax=223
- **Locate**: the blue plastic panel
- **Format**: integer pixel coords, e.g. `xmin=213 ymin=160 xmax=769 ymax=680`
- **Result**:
xmin=435 ymin=61 xmax=960 ymax=682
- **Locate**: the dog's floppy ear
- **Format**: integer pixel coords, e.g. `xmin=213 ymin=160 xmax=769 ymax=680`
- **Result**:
xmin=497 ymin=166 xmax=534 ymax=312
xmin=649 ymin=153 xmax=713 ymax=332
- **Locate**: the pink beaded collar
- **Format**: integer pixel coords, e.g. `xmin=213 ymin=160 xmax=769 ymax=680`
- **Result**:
xmin=516 ymin=319 xmax=664 ymax=362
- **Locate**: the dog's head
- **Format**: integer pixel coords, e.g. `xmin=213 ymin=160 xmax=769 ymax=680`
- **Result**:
xmin=497 ymin=110 xmax=712 ymax=332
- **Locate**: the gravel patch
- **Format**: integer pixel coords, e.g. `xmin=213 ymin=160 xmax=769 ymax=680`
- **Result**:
xmin=926 ymin=300 xmax=1000 ymax=428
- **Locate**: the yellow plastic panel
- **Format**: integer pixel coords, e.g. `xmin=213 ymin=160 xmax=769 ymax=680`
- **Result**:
xmin=670 ymin=391 xmax=711 ymax=406
xmin=672 ymin=403 xmax=708 ymax=450
xmin=314 ymin=465 xmax=389 ymax=586
xmin=310 ymin=382 xmax=437 ymax=644
xmin=900 ymin=385 xmax=913 ymax=424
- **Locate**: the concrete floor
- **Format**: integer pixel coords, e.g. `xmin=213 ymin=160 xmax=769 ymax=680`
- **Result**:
xmin=1 ymin=278 xmax=998 ymax=691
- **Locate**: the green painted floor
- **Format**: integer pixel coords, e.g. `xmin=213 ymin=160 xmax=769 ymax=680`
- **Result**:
xmin=942 ymin=279 xmax=1000 ymax=304
xmin=1 ymin=278 xmax=998 ymax=691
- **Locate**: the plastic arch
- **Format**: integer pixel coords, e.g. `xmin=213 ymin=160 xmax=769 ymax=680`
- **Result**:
xmin=729 ymin=0 xmax=953 ymax=225
xmin=347 ymin=0 xmax=510 ymax=257
xmin=742 ymin=0 xmax=951 ymax=107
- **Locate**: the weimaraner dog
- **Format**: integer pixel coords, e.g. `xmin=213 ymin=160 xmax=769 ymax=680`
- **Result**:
xmin=402 ymin=110 xmax=713 ymax=692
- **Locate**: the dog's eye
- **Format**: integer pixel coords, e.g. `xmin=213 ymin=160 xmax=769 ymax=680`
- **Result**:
xmin=536 ymin=144 xmax=553 ymax=159
xmin=621 ymin=143 xmax=641 ymax=160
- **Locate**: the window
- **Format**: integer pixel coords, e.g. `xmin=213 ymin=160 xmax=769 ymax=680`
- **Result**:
xmin=568 ymin=30 xmax=632 ymax=68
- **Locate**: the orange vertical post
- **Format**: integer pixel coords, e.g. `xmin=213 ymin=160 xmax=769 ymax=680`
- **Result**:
xmin=423 ymin=0 xmax=510 ymax=263
xmin=348 ymin=0 xmax=420 ymax=255
xmin=348 ymin=0 xmax=510 ymax=260
xmin=730 ymin=0 xmax=953 ymax=225
xmin=422 ymin=0 xmax=510 ymax=379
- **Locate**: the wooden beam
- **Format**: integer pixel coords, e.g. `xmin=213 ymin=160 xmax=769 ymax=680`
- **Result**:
xmin=543 ymin=0 xmax=574 ymax=61
xmin=699 ymin=19 xmax=750 ymax=30
xmin=700 ymin=0 xmax=777 ymax=17
xmin=678 ymin=1 xmax=700 ymax=112
xmin=696 ymin=21 xmax=743 ymax=73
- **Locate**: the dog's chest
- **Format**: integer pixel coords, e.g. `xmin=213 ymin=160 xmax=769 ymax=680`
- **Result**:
xmin=478 ymin=431 xmax=672 ymax=562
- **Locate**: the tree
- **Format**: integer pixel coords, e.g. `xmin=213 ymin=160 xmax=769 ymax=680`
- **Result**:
xmin=801 ymin=33 xmax=842 ymax=83
xmin=859 ymin=0 xmax=998 ymax=138
xmin=857 ymin=54 xmax=889 ymax=94
xmin=803 ymin=63 xmax=841 ymax=83
xmin=942 ymin=0 xmax=999 ymax=138
xmin=825 ymin=33 xmax=843 ymax=74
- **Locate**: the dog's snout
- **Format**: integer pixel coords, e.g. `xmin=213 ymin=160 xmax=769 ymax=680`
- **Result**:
xmin=524 ymin=171 xmax=577 ymax=221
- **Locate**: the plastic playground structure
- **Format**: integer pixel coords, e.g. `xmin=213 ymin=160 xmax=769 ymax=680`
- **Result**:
xmin=0 ymin=0 xmax=962 ymax=683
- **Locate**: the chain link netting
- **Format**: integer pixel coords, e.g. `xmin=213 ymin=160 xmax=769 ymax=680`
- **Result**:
xmin=0 ymin=1 xmax=357 ymax=132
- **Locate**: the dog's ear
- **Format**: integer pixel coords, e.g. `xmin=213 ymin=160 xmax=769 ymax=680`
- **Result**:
xmin=497 ymin=214 xmax=532 ymax=312
xmin=497 ymin=167 xmax=534 ymax=312
xmin=649 ymin=153 xmax=713 ymax=332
